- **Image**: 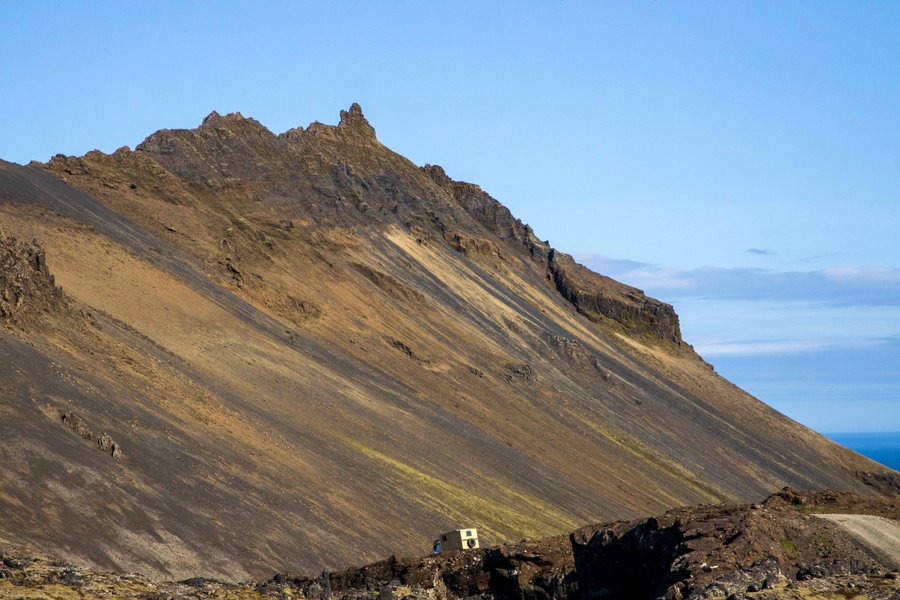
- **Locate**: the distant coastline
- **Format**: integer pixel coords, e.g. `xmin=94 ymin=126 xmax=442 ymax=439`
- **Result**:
xmin=827 ymin=432 xmax=900 ymax=472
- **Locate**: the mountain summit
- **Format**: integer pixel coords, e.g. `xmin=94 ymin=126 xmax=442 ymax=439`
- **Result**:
xmin=0 ymin=105 xmax=891 ymax=580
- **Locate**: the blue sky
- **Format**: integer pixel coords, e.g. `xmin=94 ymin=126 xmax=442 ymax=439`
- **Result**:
xmin=2 ymin=2 xmax=898 ymax=432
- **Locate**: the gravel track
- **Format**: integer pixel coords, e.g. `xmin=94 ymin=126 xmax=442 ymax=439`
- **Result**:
xmin=816 ymin=513 xmax=900 ymax=570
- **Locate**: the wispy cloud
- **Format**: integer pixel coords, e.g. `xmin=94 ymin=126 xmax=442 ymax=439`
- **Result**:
xmin=746 ymin=248 xmax=776 ymax=256
xmin=575 ymin=254 xmax=649 ymax=273
xmin=577 ymin=255 xmax=900 ymax=307
xmin=783 ymin=252 xmax=864 ymax=267
xmin=610 ymin=266 xmax=697 ymax=291
xmin=693 ymin=339 xmax=834 ymax=356
xmin=823 ymin=266 xmax=900 ymax=284
xmin=692 ymin=335 xmax=886 ymax=357
xmin=574 ymin=253 xmax=900 ymax=368
xmin=573 ymin=258 xmax=900 ymax=431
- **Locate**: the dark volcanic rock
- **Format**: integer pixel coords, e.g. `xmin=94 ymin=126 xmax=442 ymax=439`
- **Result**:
xmin=61 ymin=411 xmax=93 ymax=440
xmin=337 ymin=102 xmax=378 ymax=141
xmin=422 ymin=164 xmax=547 ymax=258
xmin=548 ymin=250 xmax=681 ymax=342
xmin=543 ymin=334 xmax=609 ymax=374
xmin=0 ymin=232 xmax=65 ymax=323
xmin=504 ymin=363 xmax=537 ymax=384
xmin=61 ymin=411 xmax=122 ymax=459
xmin=571 ymin=491 xmax=895 ymax=599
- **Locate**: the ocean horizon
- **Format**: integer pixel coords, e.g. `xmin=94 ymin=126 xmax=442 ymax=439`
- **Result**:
xmin=826 ymin=432 xmax=900 ymax=472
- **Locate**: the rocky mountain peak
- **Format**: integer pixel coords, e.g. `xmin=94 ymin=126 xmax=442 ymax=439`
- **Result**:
xmin=201 ymin=110 xmax=223 ymax=125
xmin=200 ymin=110 xmax=251 ymax=127
xmin=337 ymin=102 xmax=376 ymax=139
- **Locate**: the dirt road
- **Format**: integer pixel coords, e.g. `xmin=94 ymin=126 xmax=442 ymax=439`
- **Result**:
xmin=816 ymin=514 xmax=900 ymax=570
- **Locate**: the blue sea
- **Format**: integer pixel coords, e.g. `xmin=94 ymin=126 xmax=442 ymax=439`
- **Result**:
xmin=825 ymin=432 xmax=900 ymax=472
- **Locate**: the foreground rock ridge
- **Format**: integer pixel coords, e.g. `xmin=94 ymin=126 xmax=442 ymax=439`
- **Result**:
xmin=0 ymin=105 xmax=893 ymax=580
xmin=1 ymin=489 xmax=898 ymax=599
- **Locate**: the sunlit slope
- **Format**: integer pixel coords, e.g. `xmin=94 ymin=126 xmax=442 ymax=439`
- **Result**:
xmin=0 ymin=105 xmax=886 ymax=580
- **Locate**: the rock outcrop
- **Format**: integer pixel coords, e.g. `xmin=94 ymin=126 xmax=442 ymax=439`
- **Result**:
xmin=570 ymin=486 xmax=900 ymax=599
xmin=0 ymin=232 xmax=65 ymax=323
xmin=548 ymin=250 xmax=682 ymax=342
xmin=61 ymin=411 xmax=122 ymax=460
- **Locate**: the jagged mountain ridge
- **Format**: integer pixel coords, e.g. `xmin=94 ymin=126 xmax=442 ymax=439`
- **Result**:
xmin=100 ymin=103 xmax=680 ymax=343
xmin=0 ymin=104 xmax=889 ymax=580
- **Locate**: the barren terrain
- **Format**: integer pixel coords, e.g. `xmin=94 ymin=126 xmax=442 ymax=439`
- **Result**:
xmin=0 ymin=105 xmax=894 ymax=579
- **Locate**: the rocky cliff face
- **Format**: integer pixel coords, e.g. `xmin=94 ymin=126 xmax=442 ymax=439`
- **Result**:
xmin=0 ymin=105 xmax=892 ymax=580
xmin=547 ymin=250 xmax=681 ymax=343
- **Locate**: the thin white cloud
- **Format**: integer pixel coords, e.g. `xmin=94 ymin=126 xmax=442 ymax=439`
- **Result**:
xmin=576 ymin=254 xmax=900 ymax=307
xmin=572 ymin=253 xmax=649 ymax=273
xmin=693 ymin=336 xmax=886 ymax=357
xmin=613 ymin=267 xmax=697 ymax=291
xmin=571 ymin=255 xmax=900 ymax=430
xmin=823 ymin=266 xmax=900 ymax=284
xmin=572 ymin=253 xmax=900 ymax=364
xmin=694 ymin=339 xmax=834 ymax=356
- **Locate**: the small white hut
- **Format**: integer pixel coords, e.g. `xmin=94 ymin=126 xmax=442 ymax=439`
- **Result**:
xmin=431 ymin=528 xmax=479 ymax=553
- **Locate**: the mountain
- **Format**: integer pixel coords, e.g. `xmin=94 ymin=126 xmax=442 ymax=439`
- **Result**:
xmin=0 ymin=104 xmax=891 ymax=581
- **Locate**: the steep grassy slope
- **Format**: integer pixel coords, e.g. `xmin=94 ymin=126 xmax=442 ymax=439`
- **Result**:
xmin=0 ymin=105 xmax=889 ymax=580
